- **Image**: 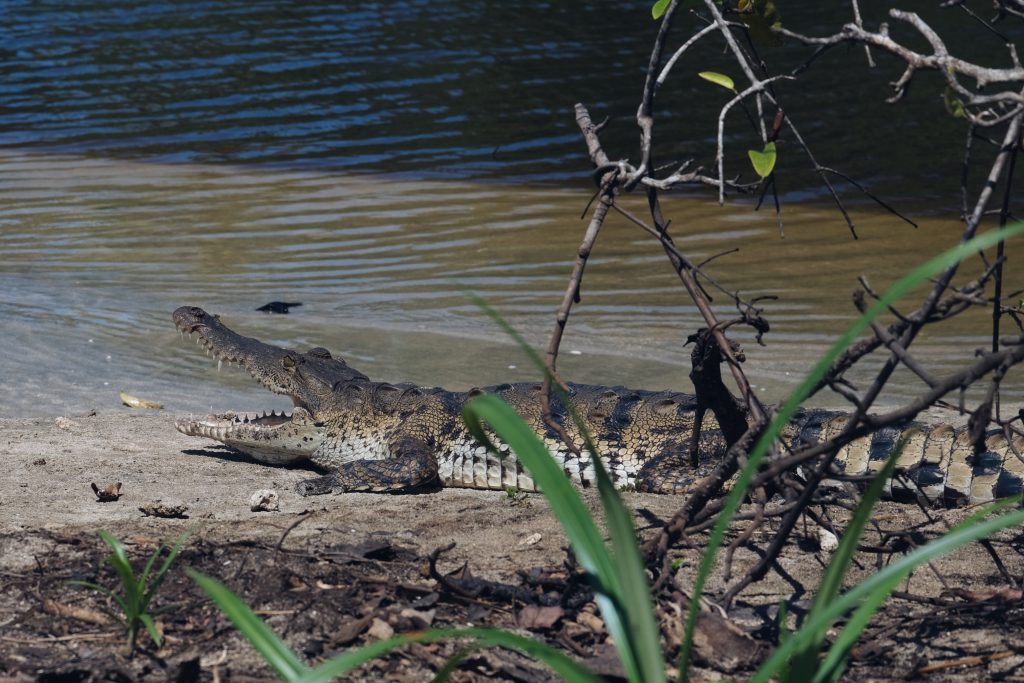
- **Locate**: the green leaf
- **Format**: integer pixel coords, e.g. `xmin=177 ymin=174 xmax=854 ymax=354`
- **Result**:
xmin=651 ymin=0 xmax=671 ymax=20
xmin=594 ymin=444 xmax=665 ymax=683
xmin=298 ymin=628 xmax=603 ymax=683
xmin=188 ymin=570 xmax=308 ymax=681
xmin=944 ymin=86 xmax=966 ymax=119
xmin=461 ymin=396 xmax=622 ymax=598
xmin=143 ymin=533 xmax=189 ymax=606
xmin=753 ymin=503 xmax=1024 ymax=683
xmin=462 ymin=292 xmax=666 ymax=683
xmin=747 ymin=142 xmax=777 ymax=178
xmin=788 ymin=439 xmax=905 ymax=681
xmin=139 ymin=613 xmax=162 ymax=647
xmin=698 ymin=71 xmax=736 ymax=92
xmin=99 ymin=531 xmax=142 ymax=615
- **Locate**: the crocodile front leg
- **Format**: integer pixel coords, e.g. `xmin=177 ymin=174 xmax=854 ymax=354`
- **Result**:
xmin=296 ymin=437 xmax=440 ymax=495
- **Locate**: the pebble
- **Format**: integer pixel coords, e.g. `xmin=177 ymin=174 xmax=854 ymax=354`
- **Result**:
xmin=249 ymin=489 xmax=279 ymax=512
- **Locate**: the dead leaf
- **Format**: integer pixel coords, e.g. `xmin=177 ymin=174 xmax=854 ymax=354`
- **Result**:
xmin=515 ymin=605 xmax=563 ymax=630
xmin=334 ymin=614 xmax=374 ymax=645
xmin=689 ymin=610 xmax=766 ymax=672
xmin=119 ymin=391 xmax=163 ymax=409
xmin=91 ymin=482 xmax=122 ymax=502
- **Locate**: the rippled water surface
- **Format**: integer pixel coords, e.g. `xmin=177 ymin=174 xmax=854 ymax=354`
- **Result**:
xmin=1 ymin=2 xmax=1022 ymax=416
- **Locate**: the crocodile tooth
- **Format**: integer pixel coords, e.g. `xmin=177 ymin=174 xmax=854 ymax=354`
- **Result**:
xmin=217 ymin=359 xmax=222 ymax=372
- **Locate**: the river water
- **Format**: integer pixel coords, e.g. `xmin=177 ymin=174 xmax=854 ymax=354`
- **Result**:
xmin=1 ymin=2 xmax=1021 ymax=416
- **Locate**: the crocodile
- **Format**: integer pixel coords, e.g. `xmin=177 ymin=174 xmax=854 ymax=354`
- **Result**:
xmin=172 ymin=306 xmax=1024 ymax=504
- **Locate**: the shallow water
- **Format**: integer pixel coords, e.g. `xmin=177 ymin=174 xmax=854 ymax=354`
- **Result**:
xmin=1 ymin=3 xmax=1022 ymax=416
xmin=2 ymin=151 xmax=1018 ymax=417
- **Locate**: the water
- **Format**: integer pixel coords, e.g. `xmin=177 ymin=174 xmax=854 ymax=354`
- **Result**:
xmin=0 ymin=2 xmax=1021 ymax=416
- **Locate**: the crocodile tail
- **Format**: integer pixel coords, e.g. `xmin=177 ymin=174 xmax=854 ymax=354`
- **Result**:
xmin=793 ymin=413 xmax=1024 ymax=506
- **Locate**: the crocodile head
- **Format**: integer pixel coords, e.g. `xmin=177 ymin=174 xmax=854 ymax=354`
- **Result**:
xmin=172 ymin=306 xmax=367 ymax=464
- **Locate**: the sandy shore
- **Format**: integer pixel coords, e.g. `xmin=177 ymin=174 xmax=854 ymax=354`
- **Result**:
xmin=1 ymin=410 xmax=686 ymax=574
xmin=4 ymin=411 xmax=1023 ymax=681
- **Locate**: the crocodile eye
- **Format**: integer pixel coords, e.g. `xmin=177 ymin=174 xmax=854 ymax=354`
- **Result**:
xmin=282 ymin=354 xmax=299 ymax=370
xmin=307 ymin=347 xmax=332 ymax=359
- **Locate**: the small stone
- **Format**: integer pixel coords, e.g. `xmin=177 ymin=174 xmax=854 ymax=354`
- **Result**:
xmin=818 ymin=527 xmax=839 ymax=553
xmin=518 ymin=532 xmax=542 ymax=547
xmin=398 ymin=608 xmax=435 ymax=629
xmin=249 ymin=489 xmax=280 ymax=512
xmin=55 ymin=417 xmax=79 ymax=430
xmin=367 ymin=617 xmax=394 ymax=641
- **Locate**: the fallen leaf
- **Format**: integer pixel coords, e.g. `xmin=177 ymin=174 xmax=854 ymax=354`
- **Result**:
xmin=516 ymin=605 xmax=563 ymax=630
xmin=119 ymin=391 xmax=163 ymax=409
xmin=334 ymin=614 xmax=374 ymax=645
xmin=690 ymin=610 xmax=766 ymax=672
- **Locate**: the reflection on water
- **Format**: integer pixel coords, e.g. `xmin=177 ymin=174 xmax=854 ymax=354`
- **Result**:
xmin=1 ymin=152 xmax=1018 ymax=416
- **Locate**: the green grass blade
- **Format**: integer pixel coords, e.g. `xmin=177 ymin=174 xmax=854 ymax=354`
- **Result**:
xmin=297 ymin=627 xmax=604 ymax=683
xmin=430 ymin=648 xmax=471 ymax=682
xmin=751 ymin=505 xmax=1024 ymax=683
xmin=466 ymin=292 xmax=665 ymax=682
xmin=952 ymin=493 xmax=1023 ymax=529
xmin=787 ymin=439 xmax=903 ymax=681
xmin=137 ymin=550 xmax=161 ymax=597
xmin=811 ymin=570 xmax=901 ymax=683
xmin=139 ymin=612 xmax=162 ymax=647
xmin=67 ymin=580 xmax=130 ymax=614
xmin=462 ymin=396 xmax=616 ymax=587
xmin=188 ymin=569 xmax=308 ymax=681
xmin=811 ymin=492 xmax=1024 ymax=683
xmin=143 ymin=533 xmax=189 ymax=605
xmin=65 ymin=580 xmax=128 ymax=626
xmin=100 ymin=531 xmax=142 ymax=613
xmin=462 ymin=396 xmax=647 ymax=678
xmin=596 ymin=461 xmax=667 ymax=683
xmin=679 ymin=222 xmax=1024 ymax=681
xmin=813 ymin=441 xmax=903 ymax=610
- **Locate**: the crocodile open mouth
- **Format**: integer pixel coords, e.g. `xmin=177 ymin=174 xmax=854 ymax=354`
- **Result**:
xmin=174 ymin=409 xmax=305 ymax=439
xmin=173 ymin=311 xmax=322 ymax=459
xmin=174 ymin=318 xmax=295 ymax=398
